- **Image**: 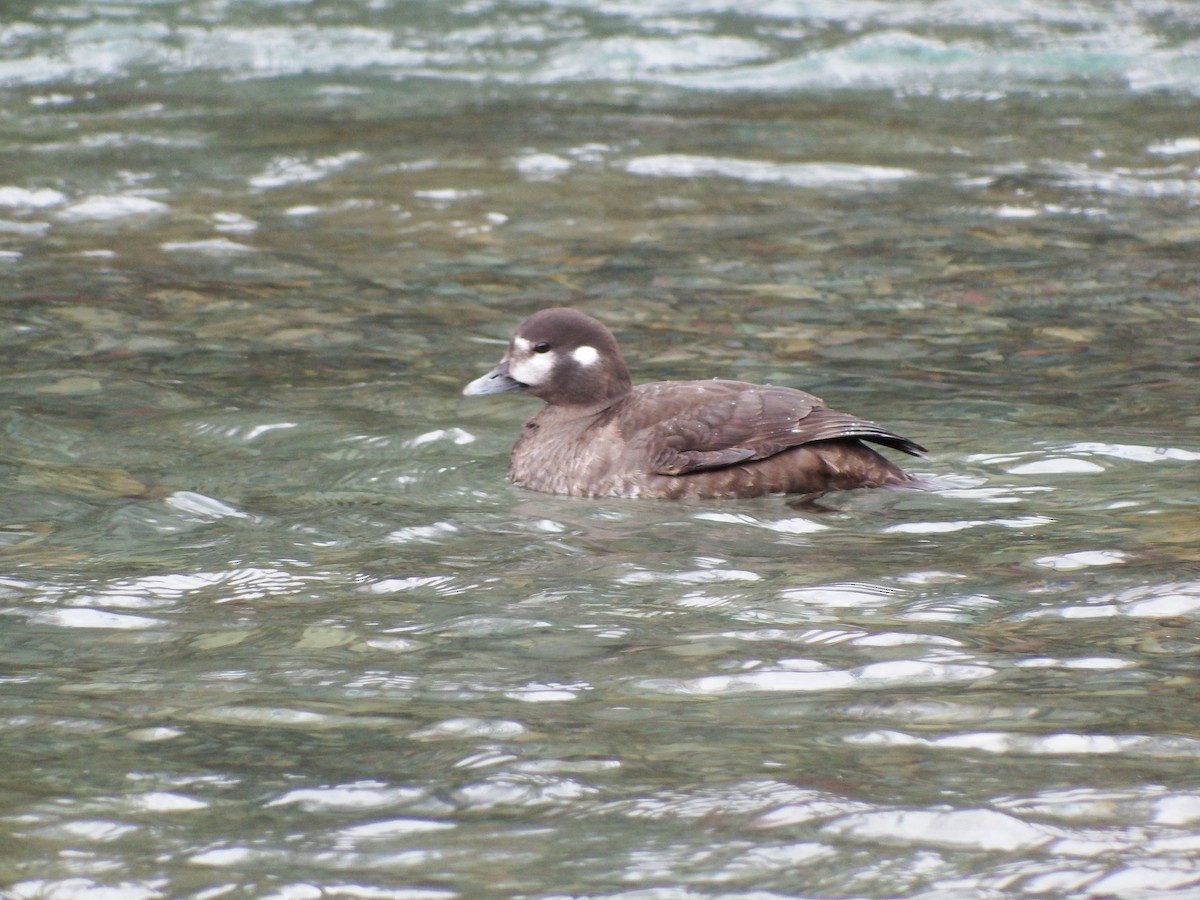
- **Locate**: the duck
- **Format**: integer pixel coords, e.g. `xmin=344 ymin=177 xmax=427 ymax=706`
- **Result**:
xmin=462 ymin=307 xmax=925 ymax=499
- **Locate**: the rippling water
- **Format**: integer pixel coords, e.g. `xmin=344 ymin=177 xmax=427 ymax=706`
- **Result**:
xmin=3 ymin=1 xmax=1200 ymax=898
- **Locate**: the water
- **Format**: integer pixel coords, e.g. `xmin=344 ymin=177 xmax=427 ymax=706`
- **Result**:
xmin=3 ymin=1 xmax=1200 ymax=897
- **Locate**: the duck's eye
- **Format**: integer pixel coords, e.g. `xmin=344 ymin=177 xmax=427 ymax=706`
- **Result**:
xmin=532 ymin=341 xmax=551 ymax=353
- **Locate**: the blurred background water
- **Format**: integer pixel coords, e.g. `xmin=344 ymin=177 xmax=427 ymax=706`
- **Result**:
xmin=2 ymin=1 xmax=1200 ymax=898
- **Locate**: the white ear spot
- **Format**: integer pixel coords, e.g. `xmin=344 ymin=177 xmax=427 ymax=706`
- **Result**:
xmin=572 ymin=345 xmax=600 ymax=367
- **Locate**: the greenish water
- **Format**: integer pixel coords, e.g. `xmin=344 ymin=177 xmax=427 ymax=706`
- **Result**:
xmin=3 ymin=2 xmax=1200 ymax=898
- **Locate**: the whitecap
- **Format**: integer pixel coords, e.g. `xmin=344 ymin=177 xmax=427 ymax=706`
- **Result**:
xmin=619 ymin=567 xmax=761 ymax=585
xmin=165 ymin=491 xmax=255 ymax=521
xmin=35 ymin=608 xmax=162 ymax=630
xmin=384 ymin=522 xmax=459 ymax=543
xmin=335 ymin=818 xmax=454 ymax=839
xmin=410 ymin=718 xmax=528 ymax=740
xmin=404 ymin=427 xmax=475 ymax=447
xmin=824 ymin=807 xmax=1053 ymax=851
xmin=693 ymin=511 xmax=828 ymax=534
xmin=0 ymin=186 xmax=66 ymax=208
xmin=637 ymin=658 xmax=993 ymax=696
xmin=1007 ymin=457 xmax=1105 ymax=474
xmin=626 ymin=154 xmax=914 ymax=187
xmin=1123 ymin=593 xmax=1200 ymax=618
xmin=1153 ymin=794 xmax=1200 ymax=825
xmin=885 ymin=515 xmax=1052 ymax=534
xmin=174 ymin=25 xmax=426 ymax=77
xmin=1147 ymin=137 xmax=1200 ymax=156
xmin=189 ymin=846 xmax=256 ymax=866
xmin=535 ymin=35 xmax=769 ymax=82
xmin=849 ymin=729 xmax=1200 ymax=758
xmin=1032 ymin=550 xmax=1129 ymax=571
xmin=504 ymin=686 xmax=581 ymax=703
xmin=268 ymin=782 xmax=424 ymax=810
xmin=0 ymin=219 xmax=50 ymax=235
xmin=513 ymin=152 xmax=573 ymax=180
xmin=1061 ymin=441 xmax=1200 ymax=462
xmin=211 ymin=211 xmax=258 ymax=233
xmin=413 ymin=188 xmax=483 ymax=202
xmin=249 ymin=151 xmax=365 ymax=189
xmin=779 ymin=583 xmax=897 ymax=608
xmin=56 ymin=195 xmax=169 ymax=221
xmin=161 ymin=238 xmax=256 ymax=255
xmin=127 ymin=791 xmax=209 ymax=812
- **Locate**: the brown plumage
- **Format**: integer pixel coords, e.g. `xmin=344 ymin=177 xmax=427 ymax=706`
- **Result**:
xmin=463 ymin=308 xmax=925 ymax=499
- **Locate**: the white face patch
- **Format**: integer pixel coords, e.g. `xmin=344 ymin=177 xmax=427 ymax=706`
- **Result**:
xmin=507 ymin=344 xmax=556 ymax=386
xmin=572 ymin=345 xmax=600 ymax=367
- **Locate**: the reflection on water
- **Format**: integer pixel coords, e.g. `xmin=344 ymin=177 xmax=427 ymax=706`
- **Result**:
xmin=3 ymin=0 xmax=1200 ymax=897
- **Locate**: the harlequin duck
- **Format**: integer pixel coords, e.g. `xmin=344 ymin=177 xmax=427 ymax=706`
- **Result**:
xmin=463 ymin=308 xmax=925 ymax=499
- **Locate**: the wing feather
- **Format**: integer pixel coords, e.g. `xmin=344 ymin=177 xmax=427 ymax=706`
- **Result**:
xmin=616 ymin=380 xmax=924 ymax=476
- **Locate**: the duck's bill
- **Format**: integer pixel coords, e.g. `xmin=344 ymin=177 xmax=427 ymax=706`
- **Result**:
xmin=463 ymin=363 xmax=528 ymax=396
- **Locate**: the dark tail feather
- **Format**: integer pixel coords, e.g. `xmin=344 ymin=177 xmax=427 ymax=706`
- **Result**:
xmin=858 ymin=430 xmax=927 ymax=458
xmin=804 ymin=408 xmax=926 ymax=458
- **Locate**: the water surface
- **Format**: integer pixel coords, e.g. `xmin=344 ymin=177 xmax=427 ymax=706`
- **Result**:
xmin=2 ymin=1 xmax=1200 ymax=898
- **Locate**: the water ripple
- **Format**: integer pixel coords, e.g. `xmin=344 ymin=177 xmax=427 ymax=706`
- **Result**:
xmin=2 ymin=3 xmax=1198 ymax=100
xmin=3 ymin=3 xmax=1200 ymax=897
xmin=824 ymin=807 xmax=1054 ymax=851
xmin=636 ymin=657 xmax=995 ymax=696
xmin=1018 ymin=580 xmax=1200 ymax=620
xmin=626 ymin=154 xmax=915 ymax=187
xmin=848 ymin=729 xmax=1200 ymax=758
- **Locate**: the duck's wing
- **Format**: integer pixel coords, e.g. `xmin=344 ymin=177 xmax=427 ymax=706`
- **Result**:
xmin=620 ymin=380 xmax=924 ymax=477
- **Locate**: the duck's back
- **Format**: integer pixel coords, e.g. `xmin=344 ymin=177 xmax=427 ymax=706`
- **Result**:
xmin=510 ymin=379 xmax=919 ymax=499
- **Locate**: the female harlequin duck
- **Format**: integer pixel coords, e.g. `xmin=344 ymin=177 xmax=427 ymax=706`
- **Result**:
xmin=463 ymin=308 xmax=925 ymax=499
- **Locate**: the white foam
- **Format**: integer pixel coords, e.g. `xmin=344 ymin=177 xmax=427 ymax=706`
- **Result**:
xmin=211 ymin=211 xmax=258 ymax=233
xmin=1147 ymin=137 xmax=1200 ymax=156
xmin=513 ymin=152 xmax=573 ymax=180
xmin=824 ymin=807 xmax=1052 ymax=852
xmin=1061 ymin=441 xmax=1200 ymax=462
xmin=35 ymin=608 xmax=163 ymax=630
xmin=160 ymin=238 xmax=255 ymax=254
xmin=249 ymin=151 xmax=364 ymax=189
xmin=0 ymin=186 xmax=66 ymax=208
xmin=1007 ymin=457 xmax=1105 ymax=475
xmin=165 ymin=491 xmax=254 ymax=521
xmin=404 ymin=427 xmax=476 ymax=447
xmin=413 ymin=187 xmax=483 ymax=202
xmin=535 ymin=35 xmax=768 ymax=82
xmin=0 ymin=219 xmax=48 ymax=234
xmin=1032 ymin=550 xmax=1129 ymax=571
xmin=626 ymin=154 xmax=914 ymax=187
xmin=56 ymin=195 xmax=168 ymax=221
